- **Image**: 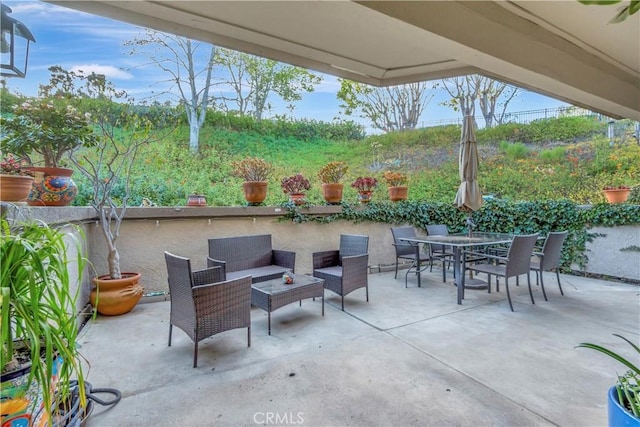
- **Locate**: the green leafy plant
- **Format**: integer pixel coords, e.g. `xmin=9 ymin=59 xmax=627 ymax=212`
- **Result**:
xmin=1 ymin=217 xmax=89 ymax=420
xmin=0 ymin=99 xmax=99 ymax=168
xmin=577 ymin=334 xmax=640 ymax=418
xmin=231 ymin=157 xmax=273 ymax=181
xmin=578 ymin=0 xmax=640 ymax=23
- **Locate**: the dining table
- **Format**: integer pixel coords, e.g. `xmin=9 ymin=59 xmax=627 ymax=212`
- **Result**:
xmin=399 ymin=232 xmax=514 ymax=305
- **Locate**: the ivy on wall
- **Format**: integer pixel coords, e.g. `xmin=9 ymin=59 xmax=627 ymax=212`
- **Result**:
xmin=282 ymin=199 xmax=640 ymax=271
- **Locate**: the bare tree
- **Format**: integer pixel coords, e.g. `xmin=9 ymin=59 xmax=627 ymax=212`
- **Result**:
xmin=337 ymin=80 xmax=436 ymax=132
xmin=214 ymin=48 xmax=322 ymax=120
xmin=476 ymin=78 xmax=519 ymax=127
xmin=441 ymin=75 xmax=519 ymax=126
xmin=125 ymin=30 xmax=215 ymax=152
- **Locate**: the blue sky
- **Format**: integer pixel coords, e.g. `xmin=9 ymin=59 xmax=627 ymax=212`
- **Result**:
xmin=4 ymin=0 xmax=570 ymax=133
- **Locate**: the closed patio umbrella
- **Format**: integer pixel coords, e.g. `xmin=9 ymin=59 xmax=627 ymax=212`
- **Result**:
xmin=454 ymin=115 xmax=482 ymax=233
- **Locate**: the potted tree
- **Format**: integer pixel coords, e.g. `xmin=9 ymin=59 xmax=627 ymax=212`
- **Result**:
xmin=1 ymin=216 xmax=89 ymax=425
xmin=0 ymin=154 xmax=34 ymax=203
xmin=70 ymin=97 xmax=154 ymax=316
xmin=577 ymin=334 xmax=639 ymax=425
xmin=0 ymin=99 xmax=98 ymax=206
xmin=281 ymin=173 xmax=311 ymax=205
xmin=351 ymin=176 xmax=378 ymax=204
xmin=383 ymin=171 xmax=408 ymax=202
xmin=317 ymin=161 xmax=349 ymax=204
xmin=231 ymin=157 xmax=273 ymax=205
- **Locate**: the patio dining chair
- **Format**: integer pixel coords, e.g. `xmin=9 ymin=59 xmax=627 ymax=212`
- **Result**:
xmin=390 ymin=226 xmax=432 ymax=283
xmin=164 ymin=251 xmax=252 ymax=367
xmin=462 ymin=233 xmax=539 ymax=311
xmin=312 ymin=234 xmax=369 ymax=311
xmin=426 ymin=224 xmax=455 ymax=281
xmin=530 ymin=231 xmax=568 ymax=301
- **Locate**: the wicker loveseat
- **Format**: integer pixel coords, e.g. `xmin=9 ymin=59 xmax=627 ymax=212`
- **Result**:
xmin=207 ymin=234 xmax=296 ymax=283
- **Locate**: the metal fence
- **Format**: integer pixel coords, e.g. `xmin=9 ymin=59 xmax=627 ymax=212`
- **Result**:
xmin=419 ymin=106 xmax=640 ymax=143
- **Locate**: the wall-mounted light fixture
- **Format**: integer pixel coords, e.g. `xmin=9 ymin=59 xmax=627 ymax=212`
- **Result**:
xmin=1 ymin=4 xmax=36 ymax=78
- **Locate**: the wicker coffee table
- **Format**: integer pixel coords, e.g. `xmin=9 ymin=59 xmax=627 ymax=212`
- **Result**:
xmin=251 ymin=275 xmax=324 ymax=335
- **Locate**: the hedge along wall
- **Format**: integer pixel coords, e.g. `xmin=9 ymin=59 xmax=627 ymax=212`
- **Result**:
xmin=282 ymin=199 xmax=640 ymax=274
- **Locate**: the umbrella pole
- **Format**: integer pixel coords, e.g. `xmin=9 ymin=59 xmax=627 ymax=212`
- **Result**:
xmin=466 ymin=213 xmax=475 ymax=279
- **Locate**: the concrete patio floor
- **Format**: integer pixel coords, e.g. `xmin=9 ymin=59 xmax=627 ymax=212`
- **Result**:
xmin=79 ymin=267 xmax=639 ymax=427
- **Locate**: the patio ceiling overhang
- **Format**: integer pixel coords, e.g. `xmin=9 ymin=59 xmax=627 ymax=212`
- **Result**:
xmin=48 ymin=0 xmax=639 ymax=120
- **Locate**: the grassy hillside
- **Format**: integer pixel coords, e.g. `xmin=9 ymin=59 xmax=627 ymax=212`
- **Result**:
xmin=72 ymin=116 xmax=640 ymax=207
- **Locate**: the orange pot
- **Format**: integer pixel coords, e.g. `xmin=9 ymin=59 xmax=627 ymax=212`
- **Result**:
xmin=388 ymin=186 xmax=408 ymax=202
xmin=242 ymin=181 xmax=268 ymax=204
xmin=321 ymin=183 xmax=343 ymax=204
xmin=0 ymin=174 xmax=34 ymax=202
xmin=603 ymin=188 xmax=630 ymax=204
xmin=91 ymin=272 xmax=144 ymax=316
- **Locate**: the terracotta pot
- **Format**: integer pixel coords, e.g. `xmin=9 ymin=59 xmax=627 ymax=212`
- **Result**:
xmin=0 ymin=174 xmax=34 ymax=202
xmin=289 ymin=193 xmax=306 ymax=206
xmin=603 ymin=188 xmax=630 ymax=204
xmin=388 ymin=186 xmax=408 ymax=202
xmin=358 ymin=191 xmax=373 ymax=204
xmin=187 ymin=194 xmax=207 ymax=206
xmin=25 ymin=167 xmax=78 ymax=207
xmin=321 ymin=183 xmax=343 ymax=204
xmin=91 ymin=272 xmax=144 ymax=316
xmin=242 ymin=181 xmax=268 ymax=204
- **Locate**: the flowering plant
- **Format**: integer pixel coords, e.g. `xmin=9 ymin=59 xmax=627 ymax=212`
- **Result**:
xmin=317 ymin=161 xmax=349 ymax=184
xmin=351 ymin=177 xmax=378 ymax=192
xmin=231 ymin=157 xmax=273 ymax=181
xmin=0 ymin=99 xmax=98 ymax=168
xmin=281 ymin=173 xmax=311 ymax=194
xmin=383 ymin=171 xmax=408 ymax=187
xmin=0 ymin=153 xmax=32 ymax=176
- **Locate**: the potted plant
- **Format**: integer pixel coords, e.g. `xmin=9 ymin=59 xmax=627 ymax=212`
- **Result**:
xmin=0 ymin=153 xmax=34 ymax=203
xmin=70 ymin=105 xmax=151 ymax=316
xmin=317 ymin=161 xmax=349 ymax=204
xmin=383 ymin=170 xmax=408 ymax=202
xmin=281 ymin=173 xmax=311 ymax=205
xmin=602 ymin=185 xmax=631 ymax=204
xmin=0 ymin=98 xmax=98 ymax=206
xmin=577 ymin=334 xmax=639 ymax=425
xmin=231 ymin=157 xmax=273 ymax=205
xmin=1 ymin=216 xmax=89 ymax=425
xmin=351 ymin=176 xmax=378 ymax=204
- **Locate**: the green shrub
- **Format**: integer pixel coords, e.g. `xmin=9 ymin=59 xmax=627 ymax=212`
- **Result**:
xmin=539 ymin=146 xmax=566 ymax=163
xmin=498 ymin=141 xmax=530 ymax=159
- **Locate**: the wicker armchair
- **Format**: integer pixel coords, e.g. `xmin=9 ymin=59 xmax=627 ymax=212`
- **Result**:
xmin=164 ymin=251 xmax=251 ymax=367
xmin=312 ymin=234 xmax=369 ymax=311
xmin=462 ymin=234 xmax=539 ymax=311
xmin=530 ymin=231 xmax=568 ymax=300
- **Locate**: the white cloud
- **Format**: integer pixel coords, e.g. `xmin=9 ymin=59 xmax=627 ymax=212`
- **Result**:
xmin=69 ymin=64 xmax=134 ymax=80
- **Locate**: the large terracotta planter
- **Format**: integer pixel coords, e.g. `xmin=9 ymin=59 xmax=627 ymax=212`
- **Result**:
xmin=242 ymin=181 xmax=268 ymax=205
xmin=603 ymin=188 xmax=630 ymax=204
xmin=91 ymin=272 xmax=144 ymax=316
xmin=25 ymin=167 xmax=78 ymax=207
xmin=388 ymin=186 xmax=408 ymax=202
xmin=321 ymin=183 xmax=343 ymax=204
xmin=0 ymin=174 xmax=34 ymax=202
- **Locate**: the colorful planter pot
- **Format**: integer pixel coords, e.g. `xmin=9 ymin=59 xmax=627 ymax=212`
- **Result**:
xmin=26 ymin=167 xmax=78 ymax=207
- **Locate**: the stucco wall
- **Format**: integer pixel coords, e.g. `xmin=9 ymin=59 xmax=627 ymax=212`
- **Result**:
xmin=86 ymin=216 xmax=400 ymax=294
xmin=582 ymin=225 xmax=640 ymax=281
